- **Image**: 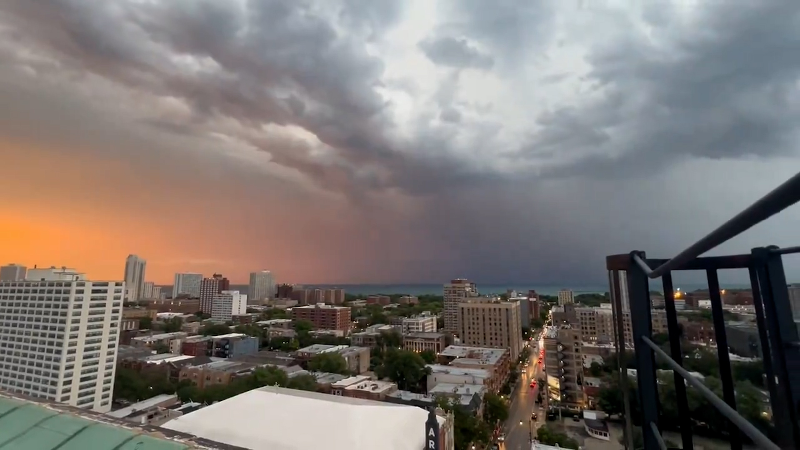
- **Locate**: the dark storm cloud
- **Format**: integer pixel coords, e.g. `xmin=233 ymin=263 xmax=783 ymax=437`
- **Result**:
xmin=418 ymin=36 xmax=494 ymax=70
xmin=2 ymin=0 xmax=800 ymax=284
xmin=527 ymin=1 xmax=800 ymax=179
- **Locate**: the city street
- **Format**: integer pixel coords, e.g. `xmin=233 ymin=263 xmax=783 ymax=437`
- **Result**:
xmin=500 ymin=344 xmax=546 ymax=450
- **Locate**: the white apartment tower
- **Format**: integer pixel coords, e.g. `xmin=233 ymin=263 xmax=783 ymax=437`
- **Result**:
xmin=123 ymin=255 xmax=146 ymax=301
xmin=211 ymin=291 xmax=248 ymax=322
xmin=0 ymin=264 xmax=27 ymax=281
xmin=443 ymin=279 xmax=478 ymax=335
xmin=248 ymin=270 xmax=276 ymax=303
xmin=142 ymin=281 xmax=155 ymax=299
xmin=173 ymin=273 xmax=202 ymax=298
xmin=557 ymin=289 xmax=575 ymax=306
xmin=0 ymin=267 xmax=123 ymax=413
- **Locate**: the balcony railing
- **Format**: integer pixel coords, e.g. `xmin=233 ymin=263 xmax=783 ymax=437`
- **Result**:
xmin=606 ymin=172 xmax=800 ymax=450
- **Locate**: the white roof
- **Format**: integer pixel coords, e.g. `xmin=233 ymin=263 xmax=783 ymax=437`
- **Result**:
xmin=162 ymin=386 xmax=443 ymax=450
xmin=106 ymin=394 xmax=177 ymax=418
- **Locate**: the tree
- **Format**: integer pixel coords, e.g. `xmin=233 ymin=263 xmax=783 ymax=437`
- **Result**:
xmin=482 ymin=393 xmax=509 ymax=425
xmin=153 ymin=342 xmax=170 ymax=354
xmin=420 ymin=350 xmax=437 ymax=364
xmin=589 ymin=361 xmax=604 ymax=377
xmin=293 ymin=320 xmax=314 ymax=334
xmin=201 ymin=323 xmax=232 ymax=336
xmin=308 ymin=352 xmax=349 ymax=375
xmin=139 ymin=317 xmax=153 ymax=330
xmin=234 ymin=324 xmax=263 ymax=339
xmin=436 ymin=398 xmax=490 ymax=450
xmin=536 ymin=425 xmax=579 ymax=449
xmin=162 ymin=317 xmax=183 ymax=332
xmin=375 ymin=349 xmax=430 ymax=392
xmin=286 ymin=374 xmax=319 ymax=392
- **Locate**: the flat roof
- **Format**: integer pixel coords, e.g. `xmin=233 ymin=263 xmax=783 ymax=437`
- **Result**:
xmin=428 ymin=383 xmax=485 ymax=397
xmin=426 ymin=364 xmax=489 ymax=378
xmin=440 ymin=345 xmax=506 ymax=366
xmin=331 ymin=375 xmax=373 ymax=388
xmin=0 ymin=391 xmax=244 ymax=449
xmin=297 ymin=344 xmax=346 ymax=354
xmin=131 ymin=332 xmax=187 ymax=342
xmin=345 ymin=380 xmax=396 ymax=394
xmin=142 ymin=354 xmax=196 ymax=365
xmin=106 ymin=394 xmax=178 ymax=419
xmin=162 ymin=386 xmax=444 ymax=450
xmin=403 ymin=332 xmax=445 ymax=339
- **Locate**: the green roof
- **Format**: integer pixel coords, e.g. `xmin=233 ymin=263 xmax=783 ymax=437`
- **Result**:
xmin=0 ymin=397 xmax=191 ymax=450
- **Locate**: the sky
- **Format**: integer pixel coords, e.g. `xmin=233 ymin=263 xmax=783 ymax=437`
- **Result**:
xmin=1 ymin=0 xmax=800 ymax=285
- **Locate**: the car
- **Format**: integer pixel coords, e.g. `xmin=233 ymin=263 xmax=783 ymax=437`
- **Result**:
xmin=531 ymin=412 xmax=538 ymax=421
xmin=572 ymin=416 xmax=581 ymax=422
xmin=497 ymin=434 xmax=505 ymax=442
xmin=530 ymin=381 xmax=536 ymax=388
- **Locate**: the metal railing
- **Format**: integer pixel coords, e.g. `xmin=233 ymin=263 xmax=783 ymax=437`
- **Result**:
xmin=606 ymin=172 xmax=800 ymax=450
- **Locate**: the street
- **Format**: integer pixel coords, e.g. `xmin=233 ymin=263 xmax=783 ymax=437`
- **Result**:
xmin=500 ymin=344 xmax=546 ymax=450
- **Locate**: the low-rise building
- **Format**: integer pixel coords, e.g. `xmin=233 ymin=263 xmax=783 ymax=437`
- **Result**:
xmin=438 ymin=345 xmax=510 ymax=392
xmin=398 ymin=295 xmax=419 ymax=305
xmin=144 ymin=298 xmax=201 ymax=314
xmin=130 ymin=332 xmax=188 ymax=353
xmin=427 ymin=365 xmax=490 ymax=393
xmin=366 ymin=295 xmax=391 ymax=306
xmin=105 ymin=394 xmax=181 ymax=426
xmin=351 ymin=324 xmax=400 ymax=347
xmin=344 ymin=379 xmax=398 ymax=401
xmin=428 ymin=383 xmax=486 ymax=416
xmin=401 ymin=312 xmax=437 ymax=333
xmin=403 ymin=332 xmax=447 ymax=354
xmin=291 ymin=303 xmax=352 ymax=334
xmin=178 ymin=360 xmax=259 ymax=389
xmin=339 ymin=346 xmax=371 ymax=374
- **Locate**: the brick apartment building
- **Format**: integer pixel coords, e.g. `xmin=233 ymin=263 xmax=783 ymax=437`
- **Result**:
xmin=291 ymin=304 xmax=352 ymax=334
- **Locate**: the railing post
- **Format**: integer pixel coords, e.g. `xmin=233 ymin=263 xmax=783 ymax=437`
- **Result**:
xmin=662 ymin=272 xmax=693 ymax=450
xmin=627 ymin=251 xmax=660 ymax=450
xmin=753 ymin=247 xmax=800 ymax=449
xmin=707 ymin=269 xmax=741 ymax=450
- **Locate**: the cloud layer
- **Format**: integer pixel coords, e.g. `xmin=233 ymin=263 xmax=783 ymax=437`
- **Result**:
xmin=1 ymin=0 xmax=800 ymax=284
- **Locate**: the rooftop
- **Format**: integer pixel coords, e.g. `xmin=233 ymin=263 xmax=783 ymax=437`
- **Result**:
xmin=297 ymin=344 xmax=348 ymax=354
xmin=344 ymin=380 xmax=397 ymax=394
xmin=293 ymin=303 xmax=350 ymax=310
xmin=439 ymin=345 xmax=507 ymax=366
xmin=331 ymin=375 xmax=373 ymax=388
xmin=0 ymin=391 xmax=243 ymax=450
xmin=403 ymin=332 xmax=445 ymax=339
xmin=139 ymin=354 xmax=196 ymax=365
xmin=106 ymin=395 xmax=178 ymax=419
xmin=131 ymin=332 xmax=187 ymax=342
xmin=426 ymin=364 xmax=489 ymax=379
xmin=195 ymin=361 xmax=256 ymax=374
xmin=161 ymin=385 xmax=445 ymax=450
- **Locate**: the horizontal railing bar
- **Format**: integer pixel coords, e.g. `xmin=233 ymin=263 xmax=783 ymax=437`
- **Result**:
xmin=771 ymin=245 xmax=800 ymax=256
xmin=650 ymin=421 xmax=668 ymax=450
xmin=643 ymin=171 xmax=800 ymax=279
xmin=607 ymin=253 xmax=752 ymax=272
xmin=641 ymin=336 xmax=780 ymax=450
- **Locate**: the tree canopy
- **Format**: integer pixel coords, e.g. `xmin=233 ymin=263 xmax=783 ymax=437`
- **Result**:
xmin=308 ymin=352 xmax=350 ymax=375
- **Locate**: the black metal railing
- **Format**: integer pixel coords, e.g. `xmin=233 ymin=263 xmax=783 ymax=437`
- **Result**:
xmin=606 ymin=172 xmax=800 ymax=450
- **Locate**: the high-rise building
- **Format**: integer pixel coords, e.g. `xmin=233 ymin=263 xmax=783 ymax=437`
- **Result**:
xmin=0 ymin=267 xmax=123 ymax=412
xmin=457 ymin=298 xmax=522 ymax=360
xmin=142 ymin=281 xmax=155 ymax=299
xmin=276 ymin=283 xmax=293 ymax=299
xmin=152 ymin=286 xmax=163 ymax=299
xmin=123 ymin=255 xmax=146 ymax=301
xmin=200 ymin=274 xmax=230 ymax=314
xmin=0 ymin=264 xmax=27 ymax=281
xmin=211 ymin=291 xmax=248 ymax=322
xmin=173 ymin=273 xmax=202 ymax=298
xmin=248 ymin=270 xmax=275 ymax=303
xmin=557 ymin=289 xmax=574 ymax=306
xmin=443 ymin=279 xmax=478 ymax=335
xmin=543 ymin=325 xmax=585 ymax=409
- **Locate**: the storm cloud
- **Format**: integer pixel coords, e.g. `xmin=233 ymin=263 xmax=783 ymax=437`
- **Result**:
xmin=1 ymin=0 xmax=800 ymax=284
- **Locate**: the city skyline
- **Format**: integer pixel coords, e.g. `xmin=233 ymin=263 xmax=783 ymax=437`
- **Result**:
xmin=3 ymin=1 xmax=800 ymax=285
